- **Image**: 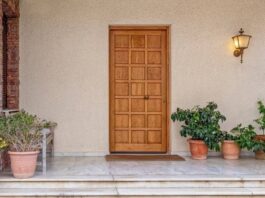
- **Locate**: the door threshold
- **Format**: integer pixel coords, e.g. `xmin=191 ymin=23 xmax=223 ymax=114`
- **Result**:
xmin=105 ymin=154 xmax=185 ymax=161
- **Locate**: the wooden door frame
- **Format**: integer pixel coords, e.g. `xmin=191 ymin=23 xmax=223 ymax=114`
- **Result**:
xmin=109 ymin=25 xmax=171 ymax=154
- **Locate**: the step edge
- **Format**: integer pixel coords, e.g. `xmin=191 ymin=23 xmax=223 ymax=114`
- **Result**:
xmin=0 ymin=187 xmax=264 ymax=196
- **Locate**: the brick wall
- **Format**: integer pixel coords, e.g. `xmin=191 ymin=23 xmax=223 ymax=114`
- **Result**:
xmin=1 ymin=0 xmax=19 ymax=110
xmin=0 ymin=1 xmax=3 ymax=111
xmin=6 ymin=17 xmax=19 ymax=109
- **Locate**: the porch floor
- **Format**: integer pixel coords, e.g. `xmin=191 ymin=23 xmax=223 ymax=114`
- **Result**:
xmin=1 ymin=156 xmax=265 ymax=179
xmin=0 ymin=156 xmax=265 ymax=197
xmin=2 ymin=156 xmax=265 ymax=178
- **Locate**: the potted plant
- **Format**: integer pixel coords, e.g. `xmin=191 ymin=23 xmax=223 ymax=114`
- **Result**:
xmin=171 ymin=102 xmax=226 ymax=160
xmin=253 ymin=140 xmax=265 ymax=160
xmin=254 ymin=100 xmax=265 ymax=159
xmin=232 ymin=124 xmax=265 ymax=159
xmin=232 ymin=124 xmax=256 ymax=153
xmin=0 ymin=111 xmax=55 ymax=179
xmin=221 ymin=131 xmax=240 ymax=160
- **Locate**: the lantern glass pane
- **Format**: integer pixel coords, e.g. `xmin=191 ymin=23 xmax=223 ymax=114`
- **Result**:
xmin=238 ymin=35 xmax=250 ymax=48
xmin=233 ymin=36 xmax=240 ymax=49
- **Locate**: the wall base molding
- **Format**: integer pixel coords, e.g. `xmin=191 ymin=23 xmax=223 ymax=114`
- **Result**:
xmin=54 ymin=151 xmax=255 ymax=157
xmin=54 ymin=152 xmax=107 ymax=157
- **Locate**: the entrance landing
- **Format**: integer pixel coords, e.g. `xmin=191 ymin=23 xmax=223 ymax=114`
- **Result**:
xmin=0 ymin=156 xmax=265 ymax=197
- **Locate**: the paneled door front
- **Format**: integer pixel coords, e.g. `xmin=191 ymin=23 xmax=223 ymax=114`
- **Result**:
xmin=109 ymin=26 xmax=169 ymax=153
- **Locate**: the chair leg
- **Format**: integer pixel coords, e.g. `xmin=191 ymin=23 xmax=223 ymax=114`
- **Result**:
xmin=42 ymin=133 xmax=47 ymax=175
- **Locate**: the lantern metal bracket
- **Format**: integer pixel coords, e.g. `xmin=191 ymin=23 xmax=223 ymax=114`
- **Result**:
xmin=233 ymin=49 xmax=244 ymax=63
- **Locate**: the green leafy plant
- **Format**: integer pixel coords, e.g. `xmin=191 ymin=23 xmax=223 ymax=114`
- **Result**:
xmin=255 ymin=100 xmax=265 ymax=135
xmin=232 ymin=124 xmax=257 ymax=150
xmin=221 ymin=131 xmax=238 ymax=141
xmin=0 ymin=111 xmax=57 ymax=152
xmin=232 ymin=124 xmax=265 ymax=152
xmin=252 ymin=140 xmax=265 ymax=152
xmin=171 ymin=102 xmax=226 ymax=151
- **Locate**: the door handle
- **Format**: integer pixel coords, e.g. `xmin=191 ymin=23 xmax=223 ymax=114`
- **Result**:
xmin=144 ymin=95 xmax=149 ymax=100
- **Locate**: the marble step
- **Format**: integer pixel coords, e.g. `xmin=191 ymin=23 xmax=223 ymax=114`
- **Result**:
xmin=0 ymin=187 xmax=265 ymax=197
xmin=1 ymin=175 xmax=265 ymax=189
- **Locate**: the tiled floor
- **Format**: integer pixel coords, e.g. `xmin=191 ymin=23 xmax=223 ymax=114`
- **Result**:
xmin=2 ymin=156 xmax=265 ymax=179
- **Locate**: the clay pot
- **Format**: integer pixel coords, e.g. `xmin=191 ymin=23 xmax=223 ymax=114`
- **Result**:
xmin=222 ymin=140 xmax=241 ymax=160
xmin=255 ymin=150 xmax=265 ymax=160
xmin=255 ymin=135 xmax=265 ymax=141
xmin=188 ymin=139 xmax=208 ymax=160
xmin=8 ymin=151 xmax=39 ymax=179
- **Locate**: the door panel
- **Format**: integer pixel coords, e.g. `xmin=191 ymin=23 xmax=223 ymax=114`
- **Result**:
xmin=110 ymin=26 xmax=169 ymax=153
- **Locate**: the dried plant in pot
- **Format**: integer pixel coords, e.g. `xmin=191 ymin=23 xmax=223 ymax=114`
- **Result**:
xmin=0 ymin=111 xmax=56 ymax=179
xmin=221 ymin=131 xmax=240 ymax=160
xmin=171 ymin=102 xmax=226 ymax=160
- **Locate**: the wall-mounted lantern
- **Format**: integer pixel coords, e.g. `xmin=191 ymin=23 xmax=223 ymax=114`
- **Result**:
xmin=232 ymin=28 xmax=252 ymax=63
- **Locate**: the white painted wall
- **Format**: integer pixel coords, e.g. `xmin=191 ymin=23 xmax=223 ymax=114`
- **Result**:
xmin=20 ymin=0 xmax=265 ymax=155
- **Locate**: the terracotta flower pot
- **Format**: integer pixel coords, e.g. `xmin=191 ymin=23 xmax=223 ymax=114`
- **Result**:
xmin=8 ymin=151 xmax=39 ymax=179
xmin=255 ymin=150 xmax=265 ymax=160
xmin=255 ymin=135 xmax=265 ymax=141
xmin=222 ymin=140 xmax=241 ymax=160
xmin=188 ymin=139 xmax=208 ymax=160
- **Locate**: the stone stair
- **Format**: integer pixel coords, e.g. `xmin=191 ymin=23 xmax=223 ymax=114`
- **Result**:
xmin=0 ymin=175 xmax=265 ymax=197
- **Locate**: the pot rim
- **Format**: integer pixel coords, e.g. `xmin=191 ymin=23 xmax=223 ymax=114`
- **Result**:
xmin=188 ymin=139 xmax=205 ymax=144
xmin=8 ymin=151 xmax=40 ymax=155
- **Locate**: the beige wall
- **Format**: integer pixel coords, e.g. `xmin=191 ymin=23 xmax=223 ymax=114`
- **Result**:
xmin=20 ymin=0 xmax=265 ymax=155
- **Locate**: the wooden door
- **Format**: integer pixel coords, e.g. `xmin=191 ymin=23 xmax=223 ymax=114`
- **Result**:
xmin=109 ymin=26 xmax=169 ymax=153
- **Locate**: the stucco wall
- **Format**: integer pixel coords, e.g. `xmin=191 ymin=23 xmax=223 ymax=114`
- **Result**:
xmin=20 ymin=0 xmax=265 ymax=155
